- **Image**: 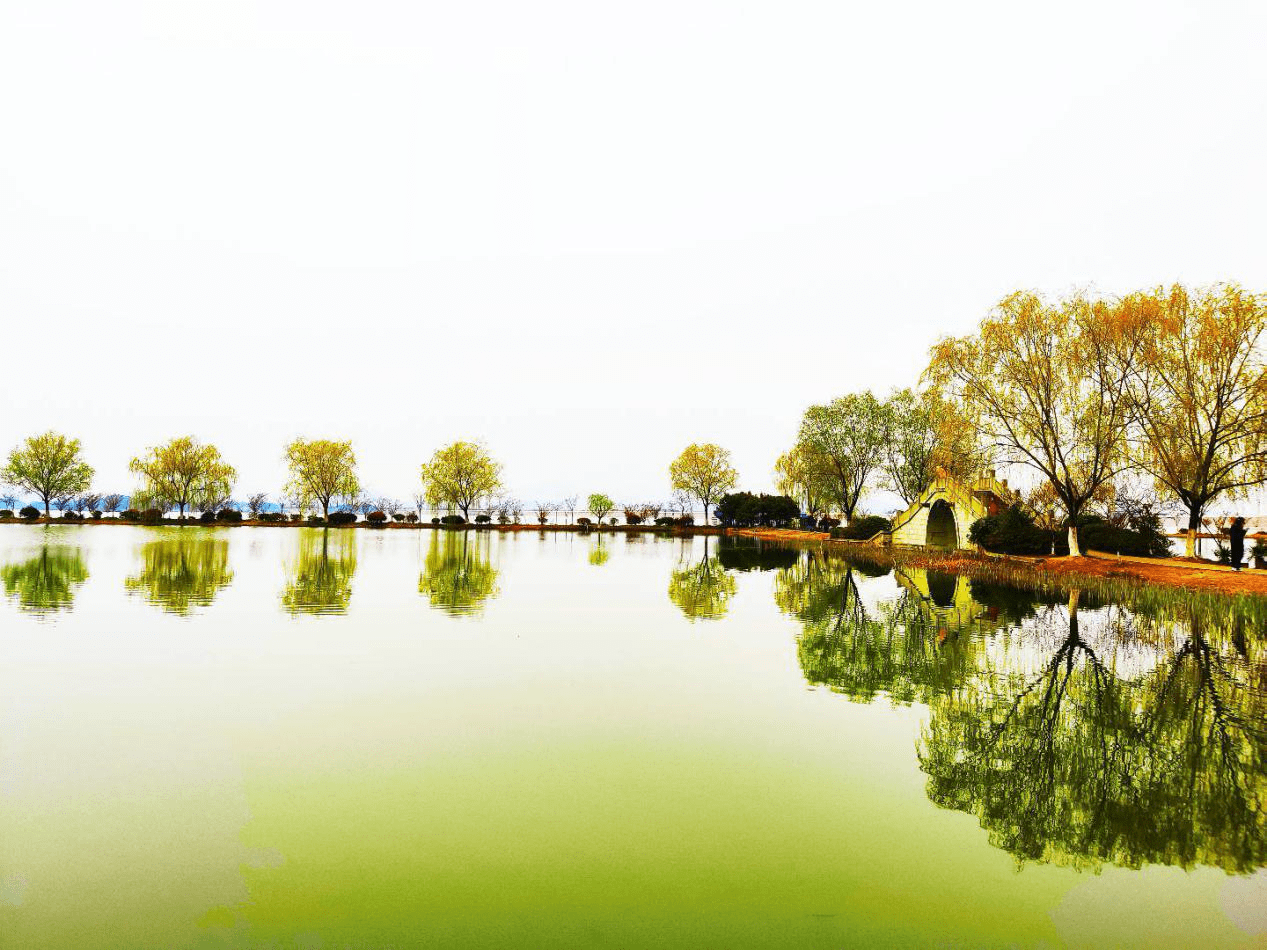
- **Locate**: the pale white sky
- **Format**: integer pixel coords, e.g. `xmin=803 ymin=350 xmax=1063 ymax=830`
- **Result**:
xmin=2 ymin=0 xmax=1265 ymax=510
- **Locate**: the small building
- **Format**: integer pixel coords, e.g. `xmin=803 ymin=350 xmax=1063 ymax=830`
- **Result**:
xmin=886 ymin=472 xmax=1015 ymax=551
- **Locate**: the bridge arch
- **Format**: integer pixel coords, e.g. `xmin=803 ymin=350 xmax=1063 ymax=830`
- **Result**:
xmin=925 ymin=499 xmax=958 ymax=550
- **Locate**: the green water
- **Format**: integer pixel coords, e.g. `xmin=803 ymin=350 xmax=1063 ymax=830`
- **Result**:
xmin=0 ymin=526 xmax=1263 ymax=950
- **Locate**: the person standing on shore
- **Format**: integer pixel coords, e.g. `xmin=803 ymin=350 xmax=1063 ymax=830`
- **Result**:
xmin=1228 ymin=517 xmax=1246 ymax=571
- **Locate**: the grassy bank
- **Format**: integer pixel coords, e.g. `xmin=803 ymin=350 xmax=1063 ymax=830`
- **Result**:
xmin=729 ymin=527 xmax=1267 ymax=601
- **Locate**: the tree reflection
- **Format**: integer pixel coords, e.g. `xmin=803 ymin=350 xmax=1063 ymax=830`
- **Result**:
xmin=419 ymin=531 xmax=499 ymax=616
xmin=1 ymin=545 xmax=88 ymax=615
xmin=777 ymin=555 xmax=985 ymax=704
xmin=716 ymin=538 xmax=799 ymax=573
xmin=283 ymin=529 xmax=357 ymax=615
xmin=125 ymin=535 xmax=233 ymax=615
xmin=588 ymin=535 xmax=611 ymax=567
xmin=667 ymin=538 xmax=736 ymax=621
xmin=917 ymin=597 xmax=1266 ymax=873
xmin=779 ymin=554 xmax=1267 ymax=874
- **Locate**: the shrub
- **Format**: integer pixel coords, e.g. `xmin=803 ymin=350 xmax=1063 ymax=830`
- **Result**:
xmin=19 ymin=506 xmax=40 ymax=520
xmin=577 ymin=517 xmax=592 ymax=526
xmin=329 ymin=511 xmax=357 ymax=526
xmin=199 ymin=511 xmax=216 ymax=523
xmin=257 ymin=511 xmax=282 ymax=523
xmin=367 ymin=511 xmax=388 ymax=525
xmin=439 ymin=515 xmax=465 ymax=526
xmin=0 ymin=510 xmax=12 ymax=520
xmin=475 ymin=514 xmax=491 ymax=524
xmin=830 ymin=515 xmax=892 ymax=541
xmin=141 ymin=509 xmax=164 ymax=524
xmin=308 ymin=515 xmax=325 ymax=526
xmin=969 ymin=505 xmax=1063 ymax=556
xmin=393 ymin=513 xmax=405 ymax=522
xmin=405 ymin=513 xmax=418 ymax=523
xmin=1076 ymin=514 xmax=1170 ymax=558
xmin=817 ymin=517 xmax=841 ymax=531
xmin=289 ymin=514 xmax=302 ymax=523
xmin=120 ymin=509 xmax=141 ymax=522
xmin=715 ymin=492 xmax=801 ymax=527
xmin=654 ymin=516 xmax=675 ymax=526
xmin=625 ymin=513 xmax=643 ymax=525
xmin=216 ymin=509 xmax=244 ymax=524
xmin=431 ymin=518 xmax=440 ymax=525
xmin=91 ymin=510 xmax=102 ymax=520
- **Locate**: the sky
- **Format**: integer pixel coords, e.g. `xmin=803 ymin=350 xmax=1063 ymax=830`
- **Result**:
xmin=2 ymin=0 xmax=1266 ymax=511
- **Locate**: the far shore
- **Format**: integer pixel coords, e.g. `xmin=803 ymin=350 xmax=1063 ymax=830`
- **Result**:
xmin=0 ymin=517 xmax=724 ymax=536
xmin=729 ymin=527 xmax=1267 ymax=597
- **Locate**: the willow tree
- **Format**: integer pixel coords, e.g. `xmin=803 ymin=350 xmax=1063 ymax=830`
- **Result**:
xmin=882 ymin=388 xmax=983 ymax=507
xmin=130 ymin=436 xmax=236 ymax=521
xmin=1122 ymin=284 xmax=1267 ymax=558
xmin=420 ymin=441 xmax=503 ymax=520
xmin=2 ymin=431 xmax=94 ymax=516
xmin=668 ymin=443 xmax=737 ymax=524
xmin=793 ymin=392 xmax=890 ymax=525
xmin=284 ymin=438 xmax=360 ymax=520
xmin=773 ymin=445 xmax=832 ymax=519
xmin=927 ymin=292 xmax=1143 ymax=556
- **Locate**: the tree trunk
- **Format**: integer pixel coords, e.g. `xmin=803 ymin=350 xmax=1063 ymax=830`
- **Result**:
xmin=1067 ymin=524 xmax=1081 ymax=558
xmin=1184 ymin=508 xmax=1200 ymax=559
xmin=43 ymin=497 xmax=50 ymax=517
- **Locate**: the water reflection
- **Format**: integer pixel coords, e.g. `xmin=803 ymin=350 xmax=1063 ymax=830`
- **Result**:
xmin=1 ymin=544 xmax=88 ymax=615
xmin=588 ymin=535 xmax=611 ymax=567
xmin=283 ymin=529 xmax=357 ymax=615
xmin=125 ymin=534 xmax=233 ymax=615
xmin=716 ymin=537 xmax=799 ymax=572
xmin=776 ymin=550 xmax=1267 ymax=874
xmin=667 ymin=538 xmax=736 ymax=621
xmin=419 ymin=531 xmax=499 ymax=616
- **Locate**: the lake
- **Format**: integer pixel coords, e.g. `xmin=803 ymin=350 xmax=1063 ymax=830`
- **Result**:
xmin=0 ymin=525 xmax=1263 ymax=949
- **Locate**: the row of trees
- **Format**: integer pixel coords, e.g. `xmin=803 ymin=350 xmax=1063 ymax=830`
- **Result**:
xmin=1 ymin=435 xmax=747 ymax=526
xmin=775 ymin=389 xmax=980 ymax=526
xmin=778 ymin=283 xmax=1266 ymax=557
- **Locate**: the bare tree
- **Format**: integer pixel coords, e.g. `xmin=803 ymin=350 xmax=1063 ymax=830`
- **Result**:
xmin=101 ymin=494 xmax=124 ymax=515
xmin=412 ymin=491 xmax=428 ymax=523
xmin=561 ymin=495 xmax=578 ymax=523
xmin=246 ymin=493 xmax=269 ymax=518
xmin=0 ymin=493 xmax=18 ymax=511
xmin=535 ymin=501 xmax=556 ymax=525
xmin=671 ymin=490 xmax=694 ymax=518
xmin=197 ymin=488 xmax=234 ymax=514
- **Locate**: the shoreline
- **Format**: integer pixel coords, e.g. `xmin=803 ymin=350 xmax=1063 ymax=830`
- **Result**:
xmin=0 ymin=518 xmax=724 ymax=536
xmin=728 ymin=527 xmax=1267 ymax=598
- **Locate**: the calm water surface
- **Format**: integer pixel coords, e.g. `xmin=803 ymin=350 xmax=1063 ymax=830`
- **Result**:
xmin=0 ymin=525 xmax=1264 ymax=949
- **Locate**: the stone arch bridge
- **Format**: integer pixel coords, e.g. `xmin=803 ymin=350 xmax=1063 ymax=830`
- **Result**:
xmin=882 ymin=473 xmax=1015 ymax=551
